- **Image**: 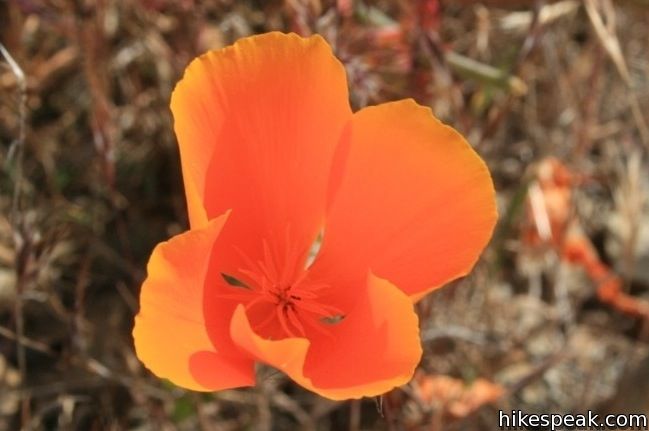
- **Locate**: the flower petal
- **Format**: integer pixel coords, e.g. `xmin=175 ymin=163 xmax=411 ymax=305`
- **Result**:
xmin=303 ymin=273 xmax=422 ymax=399
xmin=133 ymin=213 xmax=254 ymax=391
xmin=171 ymin=32 xmax=352 ymax=260
xmin=314 ymin=99 xmax=497 ymax=300
xmin=230 ymin=273 xmax=421 ymax=400
xmin=230 ymin=304 xmax=312 ymax=387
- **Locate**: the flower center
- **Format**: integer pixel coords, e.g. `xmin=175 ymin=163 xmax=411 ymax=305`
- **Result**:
xmin=220 ymin=239 xmax=343 ymax=339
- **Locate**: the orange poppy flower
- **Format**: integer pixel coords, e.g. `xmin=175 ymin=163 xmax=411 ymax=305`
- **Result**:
xmin=133 ymin=32 xmax=497 ymax=400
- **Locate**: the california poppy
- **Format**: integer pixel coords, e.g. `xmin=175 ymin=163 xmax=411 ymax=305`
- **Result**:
xmin=133 ymin=32 xmax=496 ymax=400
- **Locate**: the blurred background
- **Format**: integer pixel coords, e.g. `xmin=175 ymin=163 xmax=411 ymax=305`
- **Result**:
xmin=1 ymin=0 xmax=649 ymax=430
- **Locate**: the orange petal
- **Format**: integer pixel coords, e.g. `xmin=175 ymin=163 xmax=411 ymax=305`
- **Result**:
xmin=171 ymin=32 xmax=352 ymax=258
xmin=133 ymin=213 xmax=254 ymax=391
xmin=304 ymin=273 xmax=422 ymax=398
xmin=230 ymin=304 xmax=312 ymax=387
xmin=230 ymin=273 xmax=421 ymax=400
xmin=313 ymin=99 xmax=497 ymax=300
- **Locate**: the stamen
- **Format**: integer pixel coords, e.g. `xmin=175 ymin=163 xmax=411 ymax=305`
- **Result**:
xmin=301 ymin=312 xmax=336 ymax=338
xmin=245 ymin=294 xmax=273 ymax=312
xmin=234 ymin=246 xmax=266 ymax=280
xmin=261 ymin=240 xmax=279 ymax=283
xmin=277 ymin=305 xmax=296 ymax=337
xmin=296 ymin=300 xmax=343 ymax=317
xmin=225 ymin=236 xmax=343 ymax=339
xmin=285 ymin=306 xmax=306 ymax=337
xmin=255 ymin=309 xmax=278 ymax=331
xmin=289 ymin=289 xmax=317 ymax=299
xmin=280 ymin=226 xmax=293 ymax=283
xmin=238 ymin=268 xmax=266 ymax=289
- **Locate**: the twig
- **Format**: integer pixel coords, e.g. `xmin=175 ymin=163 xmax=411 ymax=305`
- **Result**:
xmin=478 ymin=0 xmax=545 ymax=145
xmin=0 ymin=325 xmax=55 ymax=356
xmin=256 ymin=382 xmax=273 ymax=431
xmin=380 ymin=394 xmax=398 ymax=431
xmin=0 ymin=42 xmax=27 ymax=218
xmin=268 ymin=388 xmax=317 ymax=431
xmin=584 ymin=0 xmax=649 ymax=148
xmin=349 ymin=399 xmax=361 ymax=431
xmin=71 ymin=252 xmax=92 ymax=356
xmin=499 ymin=0 xmax=579 ymax=32
xmin=0 ymin=40 xmax=30 ymax=428
xmin=78 ymin=356 xmax=172 ymax=400
xmin=506 ymin=351 xmax=567 ymax=396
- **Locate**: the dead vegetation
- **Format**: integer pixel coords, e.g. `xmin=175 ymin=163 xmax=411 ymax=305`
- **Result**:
xmin=1 ymin=0 xmax=649 ymax=430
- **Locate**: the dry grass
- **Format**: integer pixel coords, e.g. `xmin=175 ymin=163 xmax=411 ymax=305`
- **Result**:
xmin=1 ymin=1 xmax=649 ymax=430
